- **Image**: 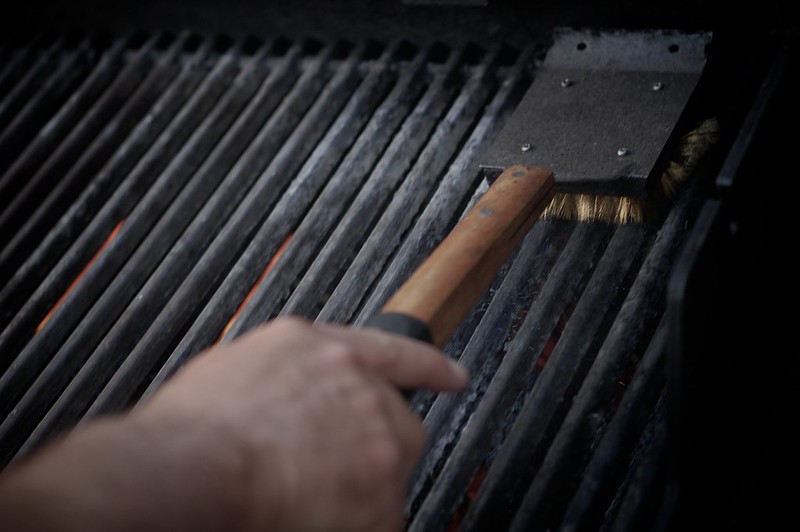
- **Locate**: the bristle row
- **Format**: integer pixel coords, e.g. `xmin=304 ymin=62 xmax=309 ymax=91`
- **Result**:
xmin=542 ymin=193 xmax=647 ymax=225
xmin=542 ymin=117 xmax=720 ymax=225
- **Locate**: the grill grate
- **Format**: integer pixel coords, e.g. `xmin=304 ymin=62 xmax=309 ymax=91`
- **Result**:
xmin=0 ymin=29 xmax=724 ymax=530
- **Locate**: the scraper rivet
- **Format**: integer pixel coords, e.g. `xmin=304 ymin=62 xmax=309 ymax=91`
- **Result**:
xmin=652 ymin=81 xmax=664 ymax=91
xmin=617 ymin=147 xmax=629 ymax=157
xmin=560 ymin=78 xmax=572 ymax=88
xmin=521 ymin=143 xmax=532 ymax=152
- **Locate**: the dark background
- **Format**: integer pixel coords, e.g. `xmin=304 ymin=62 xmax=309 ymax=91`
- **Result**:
xmin=3 ymin=1 xmax=796 ymax=47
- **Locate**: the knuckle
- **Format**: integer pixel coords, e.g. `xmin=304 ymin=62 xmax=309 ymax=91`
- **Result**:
xmin=368 ymin=334 xmax=401 ymax=372
xmin=316 ymin=340 xmax=358 ymax=370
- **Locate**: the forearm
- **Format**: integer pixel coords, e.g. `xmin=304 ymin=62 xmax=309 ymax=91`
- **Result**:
xmin=0 ymin=318 xmax=468 ymax=532
xmin=0 ymin=412 xmax=261 ymax=532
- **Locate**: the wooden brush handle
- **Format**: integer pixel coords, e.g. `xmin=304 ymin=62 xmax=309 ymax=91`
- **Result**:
xmin=364 ymin=165 xmax=554 ymax=349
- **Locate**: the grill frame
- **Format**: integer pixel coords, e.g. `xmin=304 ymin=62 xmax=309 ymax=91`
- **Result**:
xmin=1 ymin=4 xmax=797 ymax=530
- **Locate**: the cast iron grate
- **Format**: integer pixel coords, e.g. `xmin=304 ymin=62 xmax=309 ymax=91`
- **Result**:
xmin=0 ymin=29 xmax=714 ymax=531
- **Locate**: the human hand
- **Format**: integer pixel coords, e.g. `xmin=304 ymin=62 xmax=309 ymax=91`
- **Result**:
xmin=139 ymin=316 xmax=469 ymax=531
xmin=0 ymin=316 xmax=468 ymax=532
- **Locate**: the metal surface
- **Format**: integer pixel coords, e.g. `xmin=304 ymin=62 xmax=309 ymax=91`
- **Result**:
xmin=666 ymin=32 xmax=798 ymax=531
xmin=480 ymin=29 xmax=712 ymax=196
xmin=0 ymin=23 xmax=788 ymax=532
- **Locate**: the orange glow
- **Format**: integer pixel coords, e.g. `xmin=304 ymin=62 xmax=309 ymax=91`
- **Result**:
xmin=36 ymin=219 xmax=125 ymax=333
xmin=535 ymin=314 xmax=566 ymax=371
xmin=535 ymin=333 xmax=558 ymax=371
xmin=217 ymin=233 xmax=293 ymax=343
xmin=446 ymin=465 xmax=488 ymax=531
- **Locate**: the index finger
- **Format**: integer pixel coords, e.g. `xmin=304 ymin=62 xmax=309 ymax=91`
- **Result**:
xmin=312 ymin=321 xmax=469 ymax=393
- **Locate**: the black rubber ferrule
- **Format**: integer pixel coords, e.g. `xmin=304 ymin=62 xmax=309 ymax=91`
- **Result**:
xmin=362 ymin=313 xmax=434 ymax=401
xmin=362 ymin=312 xmax=433 ymax=344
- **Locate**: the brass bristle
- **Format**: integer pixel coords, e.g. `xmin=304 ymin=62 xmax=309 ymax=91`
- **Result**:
xmin=541 ymin=117 xmax=720 ymax=225
xmin=543 ymin=193 xmax=649 ymax=224
xmin=659 ymin=117 xmax=720 ymax=197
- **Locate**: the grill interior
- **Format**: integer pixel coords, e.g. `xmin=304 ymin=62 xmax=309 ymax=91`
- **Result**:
xmin=2 ymin=2 xmax=798 ymax=530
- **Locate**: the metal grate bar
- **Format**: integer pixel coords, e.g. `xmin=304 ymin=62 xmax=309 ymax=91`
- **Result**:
xmin=354 ymin=46 xmax=533 ymax=336
xmin=349 ymin=45 xmax=533 ymax=418
xmin=0 ymin=36 xmax=130 ymax=247
xmin=460 ymin=222 xmax=648 ymax=531
xmin=4 ymin=40 xmax=318 ymax=462
xmin=228 ymin=44 xmax=475 ymax=336
xmin=276 ymin=44 xmax=464 ymax=326
xmin=318 ymin=49 xmax=500 ymax=328
xmin=19 ymin=41 xmax=331 ymax=449
xmin=264 ymin=56 xmax=479 ymax=334
xmin=275 ymin=47 xmax=486 ymax=330
xmin=407 ymin=222 xmax=614 ymax=531
xmin=276 ymin=43 xmax=433 ymax=322
xmin=599 ymin=394 xmax=671 ymax=532
xmin=215 ymin=41 xmax=395 ymax=336
xmin=0 ymin=37 xmax=53 ymax=101
xmin=405 ymin=217 xmax=574 ymax=516
xmin=0 ymin=35 xmax=180 ymax=334
xmin=0 ymin=39 xmax=242 ymax=371
xmin=0 ymin=40 xmax=283 ymax=465
xmin=87 ymin=40 xmax=401 ymax=416
xmin=505 ymin=187 xmax=699 ymax=531
xmin=0 ymin=34 xmax=206 ymax=399
xmin=0 ymin=26 xmax=738 ymax=530
xmin=0 ymin=35 xmax=99 ymax=210
xmin=557 ymin=316 xmax=669 ymax=532
xmin=0 ymin=35 xmax=170 ymax=285
xmin=138 ymin=42 xmax=453 ymax=397
xmin=0 ymin=34 xmax=67 ymax=153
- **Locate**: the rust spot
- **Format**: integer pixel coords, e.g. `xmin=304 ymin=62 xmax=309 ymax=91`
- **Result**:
xmin=446 ymin=465 xmax=488 ymax=531
xmin=217 ymin=233 xmax=293 ymax=343
xmin=37 ymin=219 xmax=125 ymax=333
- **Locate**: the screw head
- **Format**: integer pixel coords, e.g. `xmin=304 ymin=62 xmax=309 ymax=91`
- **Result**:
xmin=652 ymin=81 xmax=664 ymax=91
xmin=617 ymin=147 xmax=629 ymax=157
xmin=521 ymin=143 xmax=532 ymax=152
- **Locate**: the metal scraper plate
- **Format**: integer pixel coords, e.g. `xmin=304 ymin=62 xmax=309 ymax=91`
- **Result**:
xmin=480 ymin=29 xmax=712 ymax=197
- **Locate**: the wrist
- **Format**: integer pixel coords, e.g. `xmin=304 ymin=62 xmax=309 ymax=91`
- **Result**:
xmin=0 ymin=411 xmax=267 ymax=532
xmin=124 ymin=408 xmax=267 ymax=532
